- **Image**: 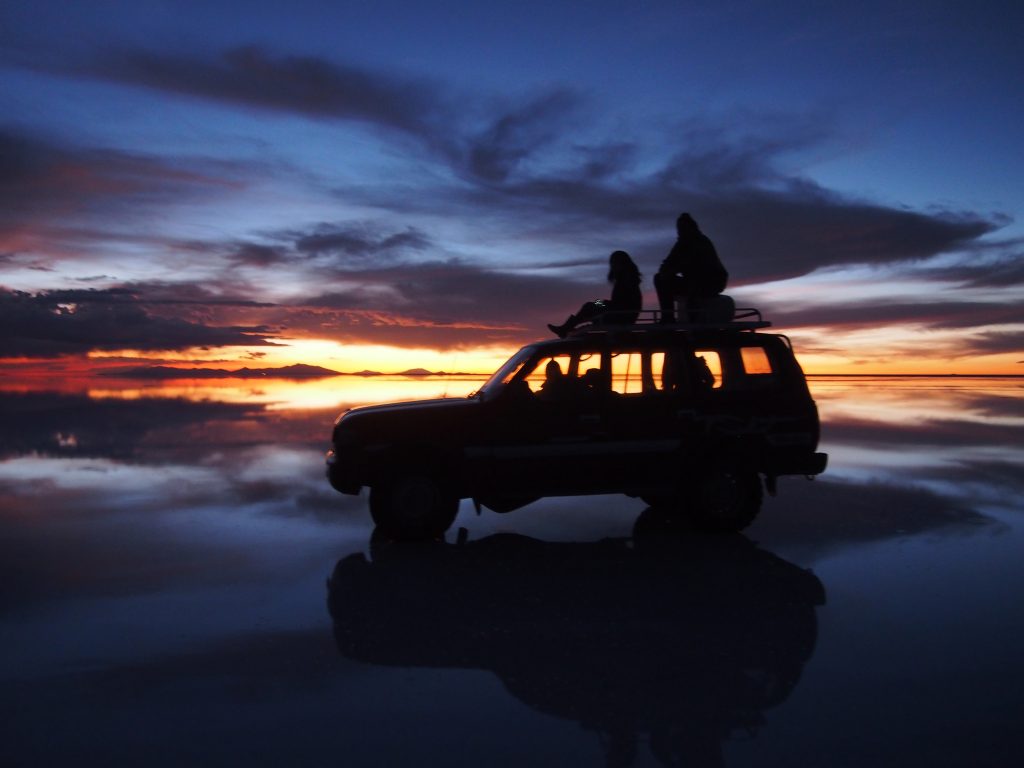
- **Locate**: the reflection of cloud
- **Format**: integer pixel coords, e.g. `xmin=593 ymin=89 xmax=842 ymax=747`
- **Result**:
xmin=824 ymin=415 xmax=1024 ymax=453
xmin=0 ymin=391 xmax=262 ymax=459
xmin=751 ymin=479 xmax=996 ymax=563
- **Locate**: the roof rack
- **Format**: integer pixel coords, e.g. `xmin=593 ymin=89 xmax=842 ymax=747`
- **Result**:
xmin=567 ymin=307 xmax=771 ymax=336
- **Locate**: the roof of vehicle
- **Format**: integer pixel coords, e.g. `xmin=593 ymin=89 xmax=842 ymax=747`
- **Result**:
xmin=527 ymin=307 xmax=785 ymax=351
xmin=569 ymin=307 xmax=770 ymax=335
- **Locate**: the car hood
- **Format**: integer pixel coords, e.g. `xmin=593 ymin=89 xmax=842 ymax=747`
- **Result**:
xmin=339 ymin=396 xmax=479 ymax=422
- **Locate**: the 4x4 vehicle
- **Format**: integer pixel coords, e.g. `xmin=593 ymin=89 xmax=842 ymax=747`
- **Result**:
xmin=326 ymin=310 xmax=827 ymax=539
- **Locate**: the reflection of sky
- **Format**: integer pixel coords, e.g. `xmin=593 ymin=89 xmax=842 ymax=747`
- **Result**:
xmin=2 ymin=378 xmax=1023 ymax=764
xmin=811 ymin=377 xmax=1024 ymax=504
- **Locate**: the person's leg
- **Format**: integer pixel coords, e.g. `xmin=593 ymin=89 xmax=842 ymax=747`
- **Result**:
xmin=548 ymin=301 xmax=598 ymax=337
xmin=655 ymin=273 xmax=684 ymax=322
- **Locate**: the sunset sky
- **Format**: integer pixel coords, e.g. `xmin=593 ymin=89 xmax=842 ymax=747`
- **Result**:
xmin=2 ymin=0 xmax=1022 ymax=376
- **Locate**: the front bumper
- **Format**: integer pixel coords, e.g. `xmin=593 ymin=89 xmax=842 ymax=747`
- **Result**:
xmin=325 ymin=449 xmax=361 ymax=495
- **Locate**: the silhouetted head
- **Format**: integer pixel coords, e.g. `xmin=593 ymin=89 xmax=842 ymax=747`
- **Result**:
xmin=545 ymin=359 xmax=563 ymax=380
xmin=582 ymin=367 xmax=609 ymax=390
xmin=676 ymin=212 xmax=701 ymax=238
xmin=608 ymin=249 xmax=640 ymax=283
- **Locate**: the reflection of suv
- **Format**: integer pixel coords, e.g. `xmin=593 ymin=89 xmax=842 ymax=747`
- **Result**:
xmin=326 ymin=311 xmax=827 ymax=539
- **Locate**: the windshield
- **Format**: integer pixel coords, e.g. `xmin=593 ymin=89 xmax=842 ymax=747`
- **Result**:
xmin=475 ymin=345 xmax=538 ymax=398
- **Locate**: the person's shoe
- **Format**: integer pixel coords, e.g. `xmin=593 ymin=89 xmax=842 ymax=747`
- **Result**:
xmin=547 ymin=323 xmax=568 ymax=338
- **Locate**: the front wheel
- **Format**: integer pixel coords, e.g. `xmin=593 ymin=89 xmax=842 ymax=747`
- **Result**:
xmin=688 ymin=467 xmax=763 ymax=533
xmin=369 ymin=473 xmax=459 ymax=540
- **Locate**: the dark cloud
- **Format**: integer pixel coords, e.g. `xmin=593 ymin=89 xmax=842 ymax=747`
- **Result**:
xmin=0 ymin=250 xmax=54 ymax=272
xmin=72 ymin=281 xmax=276 ymax=308
xmin=307 ymin=258 xmax=586 ymax=317
xmin=295 ymin=224 xmax=430 ymax=260
xmin=258 ymin=258 xmax=599 ymax=348
xmin=92 ymin=45 xmax=452 ymax=146
xmin=956 ymin=330 xmax=1024 ymax=358
xmin=35 ymin=46 xmax=1008 ymax=286
xmin=465 ymin=89 xmax=581 ymax=183
xmin=443 ymin=171 xmax=998 ymax=284
xmin=915 ymin=238 xmax=1024 ymax=288
xmin=770 ymin=300 xmax=1023 ymax=332
xmin=0 ymin=288 xmax=278 ymax=358
xmin=85 ymin=45 xmax=583 ymax=182
xmin=230 ymin=243 xmax=289 ymax=267
xmin=227 ymin=224 xmax=432 ymax=268
xmin=4 ymin=47 xmax=1015 ymax=359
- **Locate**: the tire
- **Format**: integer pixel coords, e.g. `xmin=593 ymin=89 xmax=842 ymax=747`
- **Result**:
xmin=688 ymin=467 xmax=763 ymax=533
xmin=369 ymin=472 xmax=459 ymax=540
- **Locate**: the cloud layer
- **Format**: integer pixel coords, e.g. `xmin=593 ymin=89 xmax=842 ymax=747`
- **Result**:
xmin=1 ymin=43 xmax=1020 ymax=364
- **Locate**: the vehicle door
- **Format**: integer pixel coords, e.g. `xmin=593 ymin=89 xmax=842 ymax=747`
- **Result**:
xmin=476 ymin=349 xmax=611 ymax=496
xmin=600 ymin=347 xmax=682 ymax=490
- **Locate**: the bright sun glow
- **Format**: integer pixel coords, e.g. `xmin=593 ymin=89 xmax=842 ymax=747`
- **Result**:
xmin=86 ymin=338 xmax=518 ymax=375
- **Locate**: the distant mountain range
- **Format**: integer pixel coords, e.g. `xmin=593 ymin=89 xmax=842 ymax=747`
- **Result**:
xmin=99 ymin=364 xmax=482 ymax=379
xmin=99 ymin=364 xmax=342 ymax=380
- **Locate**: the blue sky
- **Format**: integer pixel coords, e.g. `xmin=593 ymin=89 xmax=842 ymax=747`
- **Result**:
xmin=1 ymin=0 xmax=1022 ymax=372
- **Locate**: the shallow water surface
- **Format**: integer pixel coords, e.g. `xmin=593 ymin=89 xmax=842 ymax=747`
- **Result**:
xmin=1 ymin=376 xmax=1022 ymax=766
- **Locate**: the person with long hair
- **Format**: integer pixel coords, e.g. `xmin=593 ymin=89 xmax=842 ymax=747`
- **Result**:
xmin=547 ymin=250 xmax=642 ymax=338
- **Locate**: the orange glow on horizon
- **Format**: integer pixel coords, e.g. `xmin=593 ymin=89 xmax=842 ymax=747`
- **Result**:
xmin=85 ymin=338 xmax=516 ymax=374
xmin=4 ymin=324 xmax=1022 ymax=380
xmin=84 ymin=375 xmax=487 ymax=410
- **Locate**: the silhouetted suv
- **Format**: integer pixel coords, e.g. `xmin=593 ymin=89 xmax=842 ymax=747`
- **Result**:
xmin=326 ymin=312 xmax=827 ymax=539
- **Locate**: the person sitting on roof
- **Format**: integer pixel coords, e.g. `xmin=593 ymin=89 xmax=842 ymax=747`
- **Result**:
xmin=655 ymin=213 xmax=728 ymax=324
xmin=547 ymin=250 xmax=642 ymax=338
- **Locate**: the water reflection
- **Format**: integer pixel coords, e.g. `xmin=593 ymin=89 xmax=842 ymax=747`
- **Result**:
xmin=328 ymin=521 xmax=825 ymax=768
xmin=808 ymin=377 xmax=1024 ymax=506
xmin=0 ymin=373 xmax=486 ymax=410
xmin=1 ymin=377 xmax=1022 ymax=765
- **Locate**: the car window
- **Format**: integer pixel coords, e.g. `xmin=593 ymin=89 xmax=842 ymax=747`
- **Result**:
xmin=741 ymin=346 xmax=773 ymax=375
xmin=576 ymin=353 xmax=601 ymax=378
xmin=608 ymin=351 xmax=670 ymax=395
xmin=610 ymin=352 xmax=644 ymax=394
xmin=694 ymin=350 xmax=723 ymax=389
xmin=651 ymin=352 xmax=666 ymax=387
xmin=478 ymin=346 xmax=536 ymax=396
xmin=524 ymin=354 xmax=573 ymax=393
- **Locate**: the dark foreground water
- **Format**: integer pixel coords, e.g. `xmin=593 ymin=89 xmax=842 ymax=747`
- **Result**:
xmin=1 ymin=377 xmax=1022 ymax=767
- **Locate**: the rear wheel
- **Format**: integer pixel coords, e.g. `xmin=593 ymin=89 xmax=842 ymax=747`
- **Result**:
xmin=369 ymin=473 xmax=459 ymax=540
xmin=688 ymin=467 xmax=763 ymax=532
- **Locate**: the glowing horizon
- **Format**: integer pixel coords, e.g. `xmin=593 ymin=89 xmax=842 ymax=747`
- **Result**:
xmin=4 ymin=327 xmax=1020 ymax=379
